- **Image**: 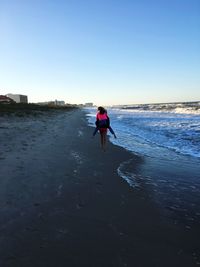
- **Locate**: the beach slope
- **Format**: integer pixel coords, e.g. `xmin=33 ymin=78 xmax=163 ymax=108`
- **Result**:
xmin=0 ymin=109 xmax=198 ymax=266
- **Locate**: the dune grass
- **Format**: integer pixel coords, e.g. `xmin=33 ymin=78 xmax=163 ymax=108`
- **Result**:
xmin=0 ymin=103 xmax=78 ymax=116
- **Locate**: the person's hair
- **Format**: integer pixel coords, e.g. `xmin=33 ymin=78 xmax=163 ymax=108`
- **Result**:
xmin=98 ymin=106 xmax=105 ymax=114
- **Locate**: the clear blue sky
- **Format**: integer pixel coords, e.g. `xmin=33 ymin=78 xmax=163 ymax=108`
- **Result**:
xmin=0 ymin=0 xmax=199 ymax=105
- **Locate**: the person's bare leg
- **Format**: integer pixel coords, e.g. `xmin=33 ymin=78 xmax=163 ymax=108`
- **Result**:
xmin=100 ymin=132 xmax=104 ymax=149
xmin=102 ymin=132 xmax=106 ymax=151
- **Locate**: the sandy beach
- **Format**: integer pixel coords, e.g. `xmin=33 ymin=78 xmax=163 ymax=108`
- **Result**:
xmin=0 ymin=108 xmax=199 ymax=267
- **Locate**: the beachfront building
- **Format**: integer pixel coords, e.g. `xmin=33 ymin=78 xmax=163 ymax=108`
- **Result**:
xmin=84 ymin=102 xmax=93 ymax=107
xmin=37 ymin=100 xmax=65 ymax=106
xmin=0 ymin=95 xmax=15 ymax=103
xmin=6 ymin=94 xmax=28 ymax=103
xmin=55 ymin=100 xmax=65 ymax=106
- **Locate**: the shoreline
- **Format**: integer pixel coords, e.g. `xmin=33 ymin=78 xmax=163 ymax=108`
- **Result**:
xmin=0 ymin=109 xmax=199 ymax=266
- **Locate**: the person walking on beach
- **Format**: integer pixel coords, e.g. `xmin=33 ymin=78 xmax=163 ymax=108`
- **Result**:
xmin=93 ymin=109 xmax=117 ymax=139
xmin=94 ymin=106 xmax=116 ymax=151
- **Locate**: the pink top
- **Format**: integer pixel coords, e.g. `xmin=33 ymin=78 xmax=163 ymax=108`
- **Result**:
xmin=96 ymin=113 xmax=107 ymax=120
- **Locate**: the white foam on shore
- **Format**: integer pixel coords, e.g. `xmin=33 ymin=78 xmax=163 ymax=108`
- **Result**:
xmin=117 ymin=160 xmax=140 ymax=188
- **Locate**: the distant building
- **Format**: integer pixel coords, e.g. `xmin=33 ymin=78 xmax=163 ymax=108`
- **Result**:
xmin=6 ymin=94 xmax=28 ymax=103
xmin=37 ymin=100 xmax=65 ymax=106
xmin=0 ymin=95 xmax=15 ymax=103
xmin=55 ymin=100 xmax=65 ymax=106
xmin=84 ymin=102 xmax=93 ymax=107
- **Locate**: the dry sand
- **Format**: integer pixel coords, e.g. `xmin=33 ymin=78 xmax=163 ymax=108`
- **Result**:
xmin=0 ymin=109 xmax=199 ymax=266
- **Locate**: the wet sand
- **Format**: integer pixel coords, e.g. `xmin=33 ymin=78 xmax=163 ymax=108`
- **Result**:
xmin=0 ymin=109 xmax=199 ymax=266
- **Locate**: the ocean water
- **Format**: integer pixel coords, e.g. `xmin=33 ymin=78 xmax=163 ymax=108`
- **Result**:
xmin=85 ymin=102 xmax=200 ymax=229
